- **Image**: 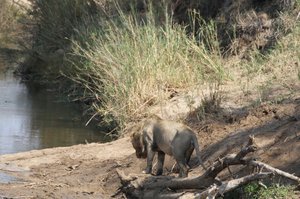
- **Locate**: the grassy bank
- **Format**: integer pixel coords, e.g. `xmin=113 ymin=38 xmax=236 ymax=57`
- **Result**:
xmin=21 ymin=0 xmax=300 ymax=134
xmin=68 ymin=9 xmax=225 ymax=132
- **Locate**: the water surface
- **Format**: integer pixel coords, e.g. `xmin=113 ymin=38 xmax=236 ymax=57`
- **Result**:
xmin=0 ymin=67 xmax=106 ymax=155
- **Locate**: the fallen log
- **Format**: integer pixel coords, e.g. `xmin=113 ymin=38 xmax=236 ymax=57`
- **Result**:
xmin=116 ymin=136 xmax=300 ymax=198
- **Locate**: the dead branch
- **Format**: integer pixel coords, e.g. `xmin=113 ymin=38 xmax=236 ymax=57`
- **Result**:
xmin=117 ymin=136 xmax=300 ymax=198
xmin=248 ymin=160 xmax=300 ymax=183
xmin=148 ymin=172 xmax=273 ymax=199
xmin=201 ymin=135 xmax=258 ymax=179
xmin=116 ymin=169 xmax=137 ymax=183
xmin=217 ymin=172 xmax=273 ymax=196
xmin=176 ymin=172 xmax=273 ymax=199
xmin=115 ymin=169 xmax=140 ymax=198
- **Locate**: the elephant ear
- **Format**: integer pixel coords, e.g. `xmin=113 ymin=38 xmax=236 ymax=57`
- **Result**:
xmin=129 ymin=122 xmax=142 ymax=141
xmin=130 ymin=131 xmax=143 ymax=149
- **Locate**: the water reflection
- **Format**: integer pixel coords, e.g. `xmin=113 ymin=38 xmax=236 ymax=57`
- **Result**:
xmin=0 ymin=68 xmax=106 ymax=155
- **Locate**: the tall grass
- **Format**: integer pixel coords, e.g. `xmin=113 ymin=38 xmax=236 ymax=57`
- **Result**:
xmin=67 ymin=7 xmax=224 ymax=131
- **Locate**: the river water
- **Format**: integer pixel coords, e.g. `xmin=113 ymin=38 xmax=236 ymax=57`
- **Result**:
xmin=0 ymin=65 xmax=106 ymax=155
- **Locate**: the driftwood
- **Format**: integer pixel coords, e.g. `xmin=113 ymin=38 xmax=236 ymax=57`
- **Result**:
xmin=116 ymin=136 xmax=300 ymax=198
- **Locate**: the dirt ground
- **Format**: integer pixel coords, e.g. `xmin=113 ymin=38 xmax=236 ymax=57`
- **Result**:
xmin=0 ymin=92 xmax=300 ymax=198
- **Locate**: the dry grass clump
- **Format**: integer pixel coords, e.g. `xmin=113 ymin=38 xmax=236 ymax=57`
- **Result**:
xmin=194 ymin=84 xmax=223 ymax=121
